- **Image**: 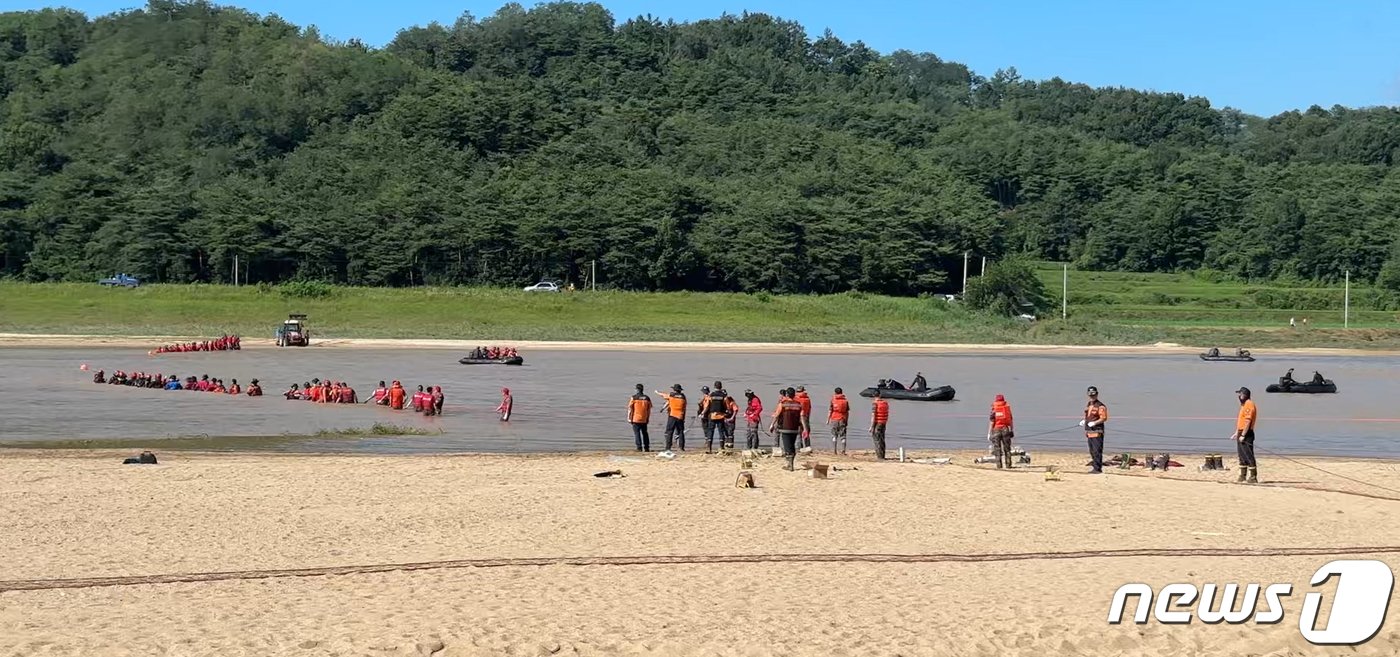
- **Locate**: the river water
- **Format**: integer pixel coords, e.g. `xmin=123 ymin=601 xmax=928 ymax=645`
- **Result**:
xmin=2 ymin=347 xmax=1395 ymax=457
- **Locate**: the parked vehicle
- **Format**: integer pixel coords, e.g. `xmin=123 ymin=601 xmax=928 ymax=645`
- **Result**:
xmin=99 ymin=273 xmax=141 ymax=287
xmin=275 ymin=314 xmax=310 ymax=347
xmin=523 ymin=281 xmax=561 ymax=292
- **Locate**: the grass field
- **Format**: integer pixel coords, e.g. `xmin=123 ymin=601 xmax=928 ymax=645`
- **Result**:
xmin=3 ymin=275 xmax=1400 ymax=348
xmin=1034 ymin=264 xmax=1399 ymax=329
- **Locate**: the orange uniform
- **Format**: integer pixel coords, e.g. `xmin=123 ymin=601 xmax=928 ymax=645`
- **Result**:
xmin=1236 ymin=400 xmax=1257 ymax=433
xmin=664 ymin=393 xmax=686 ymax=419
xmin=629 ymin=394 xmax=653 ymax=423
xmin=1084 ymin=400 xmax=1108 ymax=438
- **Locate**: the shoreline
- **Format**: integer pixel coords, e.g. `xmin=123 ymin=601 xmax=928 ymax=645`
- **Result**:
xmin=1 ymin=332 xmax=1396 ymax=356
xmin=4 ymin=446 xmax=1396 ymax=466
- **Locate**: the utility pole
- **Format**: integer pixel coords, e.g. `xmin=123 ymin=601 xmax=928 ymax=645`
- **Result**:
xmin=591 ymin=260 xmax=597 ymax=291
xmin=1062 ymin=263 xmax=1068 ymax=320
xmin=961 ymin=251 xmax=969 ymax=295
xmin=233 ymin=254 xmax=238 ymax=286
xmin=981 ymin=256 xmax=987 ymax=276
xmin=1344 ymin=270 xmax=1350 ymax=328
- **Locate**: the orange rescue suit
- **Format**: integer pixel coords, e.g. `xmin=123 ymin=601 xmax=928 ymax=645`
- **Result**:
xmin=629 ymin=395 xmax=653 ymax=423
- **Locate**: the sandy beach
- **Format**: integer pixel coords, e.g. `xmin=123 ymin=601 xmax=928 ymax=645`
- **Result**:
xmin=2 ymin=331 xmax=1396 ymax=356
xmin=3 ymin=448 xmax=1398 ymax=656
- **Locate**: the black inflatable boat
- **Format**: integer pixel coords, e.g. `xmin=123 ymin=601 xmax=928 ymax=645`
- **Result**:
xmin=458 ymin=356 xmax=524 ymax=366
xmin=858 ymin=385 xmax=955 ymax=402
xmin=1199 ymin=352 xmax=1254 ymax=362
xmin=1265 ymin=379 xmax=1336 ymax=394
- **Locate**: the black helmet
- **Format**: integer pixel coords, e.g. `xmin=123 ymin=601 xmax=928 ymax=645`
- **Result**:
xmin=1086 ymin=386 xmax=1099 ymax=396
xmin=1236 ymin=386 xmax=1251 ymax=399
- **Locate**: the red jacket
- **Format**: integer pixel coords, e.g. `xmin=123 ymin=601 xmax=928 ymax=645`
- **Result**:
xmin=744 ymin=396 xmax=763 ymax=423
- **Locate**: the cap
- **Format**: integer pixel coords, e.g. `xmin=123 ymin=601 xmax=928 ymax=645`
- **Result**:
xmin=1235 ymin=386 xmax=1250 ymax=395
xmin=1086 ymin=386 xmax=1099 ymax=395
xmin=702 ymin=386 xmax=710 ymax=392
xmin=797 ymin=385 xmax=805 ymax=392
xmin=994 ymin=394 xmax=1004 ymax=402
xmin=672 ymin=383 xmax=683 ymax=391
xmin=744 ymin=389 xmax=753 ymax=395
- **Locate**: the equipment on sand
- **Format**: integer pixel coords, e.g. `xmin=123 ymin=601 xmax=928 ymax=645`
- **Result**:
xmin=857 ymin=385 xmax=955 ymax=402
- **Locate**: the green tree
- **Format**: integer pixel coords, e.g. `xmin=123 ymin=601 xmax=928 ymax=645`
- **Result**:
xmin=964 ymin=258 xmax=1050 ymax=317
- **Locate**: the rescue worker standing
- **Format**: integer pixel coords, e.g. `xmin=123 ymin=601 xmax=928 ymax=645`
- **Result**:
xmin=724 ymin=389 xmax=740 ymax=450
xmin=795 ymin=386 xmax=813 ymax=448
xmin=1081 ymin=386 xmax=1109 ymax=473
xmin=743 ymin=390 xmax=763 ymax=449
xmin=627 ymin=383 xmax=652 ymax=452
xmin=705 ymin=381 xmax=731 ymax=453
xmin=828 ymin=387 xmax=850 ymax=455
xmin=697 ymin=386 xmax=713 ymax=449
xmin=768 ymin=387 xmax=808 ymax=471
xmin=1231 ymin=386 xmax=1259 ymax=483
xmin=987 ymin=394 xmax=1014 ymax=469
xmin=655 ymin=384 xmax=687 ymax=451
xmin=870 ymin=389 xmax=890 ymax=460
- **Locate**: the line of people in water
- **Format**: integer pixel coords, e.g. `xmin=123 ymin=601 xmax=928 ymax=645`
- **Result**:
xmin=150 ymin=335 xmax=241 ymax=354
xmin=283 ymin=380 xmax=446 ymax=416
xmin=92 ymin=369 xmax=262 ymax=396
xmin=467 ymin=346 xmax=519 ymax=360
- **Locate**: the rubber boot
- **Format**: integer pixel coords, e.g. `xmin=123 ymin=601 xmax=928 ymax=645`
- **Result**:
xmin=785 ymin=456 xmax=795 ymax=471
xmin=1247 ymin=467 xmax=1258 ymax=484
xmin=1237 ymin=466 xmax=1247 ymax=483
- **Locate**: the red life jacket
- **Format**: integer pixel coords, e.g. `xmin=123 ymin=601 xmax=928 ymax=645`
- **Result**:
xmin=990 ymin=400 xmax=1013 ymax=429
xmin=872 ymin=399 xmax=890 ymax=424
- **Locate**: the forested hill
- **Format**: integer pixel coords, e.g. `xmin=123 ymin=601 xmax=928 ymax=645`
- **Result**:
xmin=3 ymin=1 xmax=1400 ymax=292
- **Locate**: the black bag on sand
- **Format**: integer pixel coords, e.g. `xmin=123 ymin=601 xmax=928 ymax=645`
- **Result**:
xmin=124 ymin=451 xmax=158 ymax=465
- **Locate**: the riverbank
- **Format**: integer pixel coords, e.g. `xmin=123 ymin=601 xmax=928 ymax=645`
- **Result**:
xmin=5 ymin=332 xmax=1400 ymax=357
xmin=2 ymin=449 xmax=1397 ymax=656
xmin=5 ymin=282 xmax=1400 ymax=349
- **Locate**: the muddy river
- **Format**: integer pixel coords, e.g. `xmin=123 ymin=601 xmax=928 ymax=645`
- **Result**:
xmin=2 ymin=347 xmax=1395 ymax=457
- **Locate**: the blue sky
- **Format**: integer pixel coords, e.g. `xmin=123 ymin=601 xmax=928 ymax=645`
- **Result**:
xmin=22 ymin=0 xmax=1400 ymax=116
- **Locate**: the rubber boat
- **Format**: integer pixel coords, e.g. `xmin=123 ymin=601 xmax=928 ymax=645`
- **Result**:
xmin=1265 ymin=379 xmax=1336 ymax=394
xmin=458 ymin=356 xmax=524 ymax=366
xmin=858 ymin=385 xmax=955 ymax=402
xmin=1199 ymin=351 xmax=1254 ymax=362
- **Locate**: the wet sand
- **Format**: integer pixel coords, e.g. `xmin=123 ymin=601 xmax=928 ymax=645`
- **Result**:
xmin=2 ymin=448 xmax=1398 ymax=656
